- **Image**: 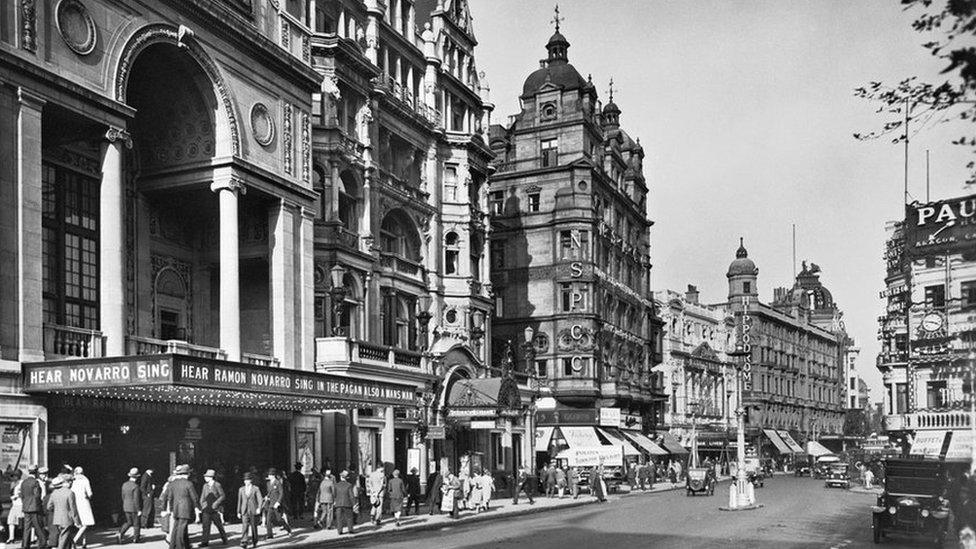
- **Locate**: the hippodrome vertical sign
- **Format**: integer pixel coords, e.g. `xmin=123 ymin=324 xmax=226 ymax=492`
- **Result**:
xmin=740 ymin=296 xmax=753 ymax=391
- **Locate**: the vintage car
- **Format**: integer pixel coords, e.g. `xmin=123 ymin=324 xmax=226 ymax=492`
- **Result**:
xmin=871 ymin=458 xmax=949 ymax=547
xmin=686 ymin=467 xmax=715 ymax=496
xmin=744 ymin=457 xmax=764 ymax=488
xmin=814 ymin=454 xmax=841 ymax=479
xmin=794 ymin=462 xmax=812 ymax=477
xmin=824 ymin=463 xmax=851 ymax=489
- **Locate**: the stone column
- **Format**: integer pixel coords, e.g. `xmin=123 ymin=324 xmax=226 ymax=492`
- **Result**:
xmin=100 ymin=127 xmax=131 ymax=357
xmin=308 ymin=0 xmax=317 ymax=32
xmin=300 ymin=207 xmax=316 ymax=370
xmin=364 ymin=0 xmax=381 ymax=65
xmin=381 ymin=406 xmax=395 ymax=467
xmin=330 ymin=163 xmax=341 ymax=222
xmin=270 ymin=200 xmax=296 ymax=368
xmin=211 ymin=176 xmax=245 ymax=361
xmin=0 ymin=87 xmax=45 ymax=362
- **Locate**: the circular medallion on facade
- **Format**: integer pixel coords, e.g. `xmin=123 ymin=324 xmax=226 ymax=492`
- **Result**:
xmin=445 ymin=309 xmax=458 ymax=324
xmin=56 ymin=0 xmax=97 ymax=56
xmin=250 ymin=103 xmax=276 ymax=147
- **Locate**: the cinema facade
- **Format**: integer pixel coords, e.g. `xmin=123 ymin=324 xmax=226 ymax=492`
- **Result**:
xmin=0 ymin=0 xmax=436 ymax=521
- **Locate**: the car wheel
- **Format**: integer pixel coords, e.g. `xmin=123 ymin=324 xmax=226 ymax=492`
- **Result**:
xmin=872 ymin=516 xmax=882 ymax=544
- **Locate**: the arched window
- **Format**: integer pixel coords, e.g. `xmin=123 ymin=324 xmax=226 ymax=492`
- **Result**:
xmin=338 ymin=272 xmax=362 ymax=338
xmin=445 ymin=231 xmax=459 ymax=275
xmin=380 ymin=210 xmax=421 ymax=261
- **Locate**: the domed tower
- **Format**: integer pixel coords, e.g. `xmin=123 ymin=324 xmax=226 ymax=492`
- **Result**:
xmin=603 ymin=79 xmax=621 ymax=130
xmin=519 ymin=12 xmax=587 ymax=99
xmin=727 ymin=237 xmax=759 ymax=301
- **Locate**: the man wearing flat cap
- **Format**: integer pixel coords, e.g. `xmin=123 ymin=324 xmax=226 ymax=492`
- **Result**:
xmin=236 ymin=472 xmax=262 ymax=549
xmin=163 ymin=465 xmax=199 ymax=549
xmin=199 ymin=469 xmax=228 ymax=547
xmin=117 ymin=467 xmax=142 ymax=544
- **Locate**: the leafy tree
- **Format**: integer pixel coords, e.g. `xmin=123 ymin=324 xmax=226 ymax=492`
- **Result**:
xmin=854 ymin=0 xmax=976 ymax=183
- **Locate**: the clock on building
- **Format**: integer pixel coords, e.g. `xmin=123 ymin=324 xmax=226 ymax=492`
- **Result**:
xmin=921 ymin=312 xmax=945 ymax=333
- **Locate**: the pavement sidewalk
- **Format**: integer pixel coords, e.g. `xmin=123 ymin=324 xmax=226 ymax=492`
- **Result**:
xmin=2 ymin=476 xmax=756 ymax=549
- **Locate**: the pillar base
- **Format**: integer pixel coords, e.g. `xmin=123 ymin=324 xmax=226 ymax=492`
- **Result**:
xmin=719 ymin=504 xmax=764 ymax=512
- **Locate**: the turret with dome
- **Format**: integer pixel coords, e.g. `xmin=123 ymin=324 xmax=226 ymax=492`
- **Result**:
xmin=727 ymin=237 xmax=759 ymax=301
xmin=520 ymin=7 xmax=588 ymax=97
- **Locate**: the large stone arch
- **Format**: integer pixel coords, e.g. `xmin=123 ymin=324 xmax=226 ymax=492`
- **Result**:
xmin=114 ymin=23 xmax=241 ymax=156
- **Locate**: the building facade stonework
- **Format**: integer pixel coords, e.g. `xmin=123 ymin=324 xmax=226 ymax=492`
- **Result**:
xmin=487 ymin=23 xmax=665 ymax=453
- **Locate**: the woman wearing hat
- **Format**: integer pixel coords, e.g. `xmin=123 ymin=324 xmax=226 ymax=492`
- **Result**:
xmin=6 ymin=469 xmax=23 ymax=544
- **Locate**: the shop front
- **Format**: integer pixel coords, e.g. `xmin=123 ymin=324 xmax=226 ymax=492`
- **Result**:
xmin=24 ymin=354 xmax=419 ymax=521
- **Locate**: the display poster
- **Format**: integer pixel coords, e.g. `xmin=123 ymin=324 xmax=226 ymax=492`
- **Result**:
xmin=0 ymin=424 xmax=30 ymax=474
xmin=407 ymin=448 xmax=421 ymax=473
xmin=296 ymin=429 xmax=316 ymax=475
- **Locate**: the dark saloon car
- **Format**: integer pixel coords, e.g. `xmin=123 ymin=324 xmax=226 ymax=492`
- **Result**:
xmin=871 ymin=458 xmax=949 ymax=547
xmin=825 ymin=463 xmax=851 ymax=489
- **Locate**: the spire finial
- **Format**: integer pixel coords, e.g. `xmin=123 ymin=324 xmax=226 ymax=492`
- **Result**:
xmin=607 ymin=77 xmax=616 ymax=102
xmin=551 ymin=4 xmax=564 ymax=32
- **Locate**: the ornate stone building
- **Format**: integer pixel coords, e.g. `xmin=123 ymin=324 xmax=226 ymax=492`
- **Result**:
xmin=308 ymin=0 xmax=521 ymax=482
xmin=724 ymin=241 xmax=848 ymax=450
xmin=1 ymin=0 xmax=425 ymax=521
xmin=488 ymin=19 xmax=665 ymax=466
xmin=654 ymin=287 xmax=735 ymax=452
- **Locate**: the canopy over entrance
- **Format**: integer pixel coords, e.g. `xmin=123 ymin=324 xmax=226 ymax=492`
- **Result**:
xmin=24 ymin=354 xmax=420 ymax=411
xmin=660 ymin=433 xmax=688 ymax=455
xmin=806 ymin=440 xmax=834 ymax=457
xmin=445 ymin=376 xmax=523 ymax=418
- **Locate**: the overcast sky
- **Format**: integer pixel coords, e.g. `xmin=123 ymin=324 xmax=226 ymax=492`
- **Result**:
xmin=468 ymin=0 xmax=974 ymax=402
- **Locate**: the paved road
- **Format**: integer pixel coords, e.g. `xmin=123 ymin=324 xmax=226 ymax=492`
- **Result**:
xmin=337 ymin=476 xmax=921 ymax=549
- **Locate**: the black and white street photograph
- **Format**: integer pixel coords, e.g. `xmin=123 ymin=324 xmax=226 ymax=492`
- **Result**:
xmin=2 ymin=0 xmax=976 ymax=547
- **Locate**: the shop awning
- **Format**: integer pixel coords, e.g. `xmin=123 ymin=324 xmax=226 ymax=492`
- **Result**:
xmin=558 ymin=426 xmax=604 ymax=448
xmin=945 ymin=431 xmax=974 ymax=462
xmin=621 ymin=431 xmax=668 ymax=456
xmin=446 ymin=376 xmax=523 ymax=415
xmin=763 ymin=429 xmax=792 ymax=454
xmin=23 ymin=354 xmax=420 ymax=411
xmin=910 ymin=430 xmax=949 ymax=457
xmin=806 ymin=440 xmax=834 ymax=457
xmin=660 ymin=433 xmax=688 ymax=455
xmin=777 ymin=430 xmax=805 ymax=453
xmin=536 ymin=426 xmax=555 ymax=450
xmin=556 ymin=446 xmax=624 ymax=467
xmin=597 ymin=428 xmax=640 ymax=457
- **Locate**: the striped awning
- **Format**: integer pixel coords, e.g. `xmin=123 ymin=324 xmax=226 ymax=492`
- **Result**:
xmin=763 ymin=429 xmax=792 ymax=454
xmin=660 ymin=433 xmax=688 ymax=455
xmin=622 ymin=431 xmax=668 ymax=456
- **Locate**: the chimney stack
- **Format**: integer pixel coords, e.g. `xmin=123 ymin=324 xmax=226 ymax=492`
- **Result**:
xmin=685 ymin=284 xmax=699 ymax=305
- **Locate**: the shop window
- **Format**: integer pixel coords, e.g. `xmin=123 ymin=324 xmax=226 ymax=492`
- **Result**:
xmin=492 ymin=433 xmax=504 ymax=470
xmin=42 ymin=163 xmax=99 ymax=329
xmin=541 ymin=138 xmax=558 ymax=167
xmin=925 ymin=284 xmax=946 ymax=308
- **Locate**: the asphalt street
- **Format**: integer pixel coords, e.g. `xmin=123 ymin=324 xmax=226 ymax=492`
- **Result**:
xmin=336 ymin=476 xmax=921 ymax=549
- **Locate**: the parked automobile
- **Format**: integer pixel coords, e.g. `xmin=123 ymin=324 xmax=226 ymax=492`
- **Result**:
xmin=686 ymin=468 xmax=715 ymax=496
xmin=825 ymin=463 xmax=851 ymax=489
xmin=870 ymin=458 xmax=949 ymax=547
xmin=794 ymin=463 xmax=812 ymax=477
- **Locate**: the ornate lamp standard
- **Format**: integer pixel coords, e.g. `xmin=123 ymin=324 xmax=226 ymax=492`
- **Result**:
xmin=521 ymin=326 xmax=536 ymax=374
xmin=470 ymin=309 xmax=485 ymax=360
xmin=725 ymin=342 xmax=758 ymax=510
xmin=329 ymin=265 xmax=347 ymax=336
xmin=417 ymin=294 xmax=433 ymax=351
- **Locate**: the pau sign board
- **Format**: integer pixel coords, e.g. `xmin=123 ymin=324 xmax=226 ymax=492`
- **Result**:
xmin=599 ymin=407 xmax=621 ymax=427
xmin=556 ymin=446 xmax=623 ymax=467
xmin=905 ymin=193 xmax=976 ymax=258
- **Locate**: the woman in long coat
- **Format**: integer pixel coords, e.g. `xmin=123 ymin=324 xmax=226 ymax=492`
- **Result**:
xmin=71 ymin=467 xmax=95 ymax=547
xmin=589 ymin=466 xmax=606 ymax=502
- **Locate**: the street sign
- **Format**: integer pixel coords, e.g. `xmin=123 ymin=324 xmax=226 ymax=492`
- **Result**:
xmin=427 ymin=425 xmax=446 ymax=440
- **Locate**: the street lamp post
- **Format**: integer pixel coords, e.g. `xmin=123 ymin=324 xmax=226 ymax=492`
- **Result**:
xmin=329 ymin=265 xmax=347 ymax=336
xmin=726 ymin=343 xmax=756 ymax=510
xmin=969 ymin=350 xmax=976 ymax=474
xmin=417 ymin=294 xmax=433 ymax=351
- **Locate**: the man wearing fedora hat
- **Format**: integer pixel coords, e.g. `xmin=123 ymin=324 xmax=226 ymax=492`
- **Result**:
xmin=117 ymin=468 xmax=142 ymax=544
xmin=162 ymin=464 xmax=199 ymax=549
xmin=199 ymin=470 xmax=228 ymax=547
xmin=261 ymin=469 xmax=291 ymax=540
xmin=236 ymin=473 xmax=262 ymax=549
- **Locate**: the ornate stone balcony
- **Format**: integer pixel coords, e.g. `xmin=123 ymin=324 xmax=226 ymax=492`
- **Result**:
xmin=315 ymin=337 xmax=424 ymax=370
xmin=43 ymin=324 xmax=105 ymax=360
xmin=885 ymin=410 xmax=973 ymax=431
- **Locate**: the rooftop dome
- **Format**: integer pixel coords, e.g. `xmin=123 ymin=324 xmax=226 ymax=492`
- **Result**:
xmin=727 ymin=238 xmax=758 ymax=277
xmin=521 ymin=30 xmax=585 ymax=97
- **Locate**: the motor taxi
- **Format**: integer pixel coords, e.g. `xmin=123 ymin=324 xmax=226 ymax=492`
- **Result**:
xmin=870 ymin=458 xmax=949 ymax=547
xmin=824 ymin=462 xmax=851 ymax=489
xmin=686 ymin=467 xmax=715 ymax=496
xmin=744 ymin=457 xmax=764 ymax=488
